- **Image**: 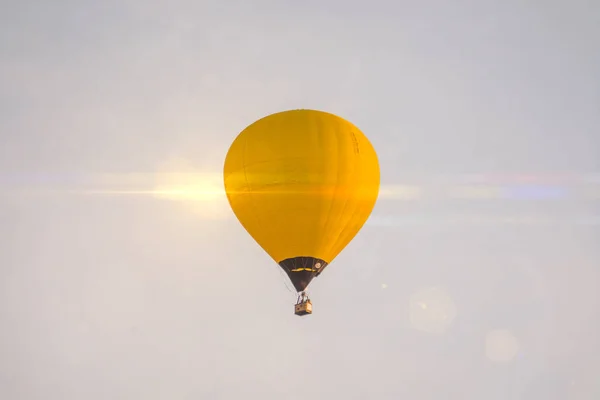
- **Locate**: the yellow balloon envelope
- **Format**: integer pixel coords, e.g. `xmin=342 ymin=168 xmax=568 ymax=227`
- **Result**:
xmin=223 ymin=109 xmax=380 ymax=294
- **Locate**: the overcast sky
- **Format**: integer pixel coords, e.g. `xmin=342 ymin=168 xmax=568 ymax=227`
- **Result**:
xmin=1 ymin=1 xmax=599 ymax=399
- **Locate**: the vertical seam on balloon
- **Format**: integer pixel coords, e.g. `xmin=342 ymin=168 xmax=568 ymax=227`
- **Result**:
xmin=242 ymin=131 xmax=265 ymax=236
xmin=242 ymin=123 xmax=289 ymax=285
xmin=334 ymin=152 xmax=379 ymax=260
xmin=303 ymin=113 xmax=323 ymax=260
xmin=327 ymin=166 xmax=360 ymax=260
xmin=331 ymin=198 xmax=371 ymax=262
xmin=322 ymin=123 xmax=359 ymax=260
xmin=333 ymin=145 xmax=379 ymax=261
xmin=317 ymin=117 xmax=340 ymax=261
xmin=329 ymin=128 xmax=366 ymax=260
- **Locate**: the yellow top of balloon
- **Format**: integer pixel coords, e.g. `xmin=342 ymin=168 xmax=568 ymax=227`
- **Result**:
xmin=224 ymin=109 xmax=379 ymax=290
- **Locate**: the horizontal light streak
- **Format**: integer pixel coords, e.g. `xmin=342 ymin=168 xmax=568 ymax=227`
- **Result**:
xmin=0 ymin=172 xmax=597 ymax=200
xmin=366 ymin=214 xmax=600 ymax=227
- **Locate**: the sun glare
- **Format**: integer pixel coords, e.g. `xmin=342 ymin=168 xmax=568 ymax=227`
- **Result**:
xmin=83 ymin=158 xmax=232 ymax=220
xmin=150 ymin=164 xmax=230 ymax=219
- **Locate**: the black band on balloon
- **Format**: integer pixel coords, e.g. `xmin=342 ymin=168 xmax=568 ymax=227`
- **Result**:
xmin=278 ymin=256 xmax=329 ymax=292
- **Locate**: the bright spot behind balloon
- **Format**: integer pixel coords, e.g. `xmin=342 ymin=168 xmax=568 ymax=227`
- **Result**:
xmin=151 ymin=158 xmax=229 ymax=219
xmin=409 ymin=286 xmax=457 ymax=334
xmin=485 ymin=329 xmax=519 ymax=363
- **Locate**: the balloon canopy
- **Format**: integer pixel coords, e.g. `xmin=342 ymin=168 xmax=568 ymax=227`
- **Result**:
xmin=223 ymin=109 xmax=380 ymax=293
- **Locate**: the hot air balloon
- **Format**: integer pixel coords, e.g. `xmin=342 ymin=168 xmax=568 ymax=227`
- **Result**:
xmin=223 ymin=109 xmax=380 ymax=315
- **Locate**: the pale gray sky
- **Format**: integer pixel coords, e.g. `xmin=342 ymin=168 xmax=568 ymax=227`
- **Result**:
xmin=1 ymin=1 xmax=599 ymax=399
